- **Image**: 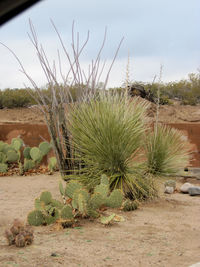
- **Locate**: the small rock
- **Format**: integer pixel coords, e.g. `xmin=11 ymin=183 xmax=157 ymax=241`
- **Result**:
xmin=189 ymin=263 xmax=200 ymax=267
xmin=164 ymin=186 xmax=174 ymax=194
xmin=164 ymin=180 xmax=176 ymax=189
xmin=188 ymin=186 xmax=200 ymax=196
xmin=51 ymin=252 xmax=57 ymax=257
xmin=180 ymin=183 xmax=194 ymax=193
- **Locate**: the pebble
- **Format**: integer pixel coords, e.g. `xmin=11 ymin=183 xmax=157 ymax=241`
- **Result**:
xmin=189 ymin=263 xmax=200 ymax=267
xmin=164 ymin=186 xmax=174 ymax=194
xmin=180 ymin=183 xmax=194 ymax=193
xmin=188 ymin=186 xmax=200 ymax=196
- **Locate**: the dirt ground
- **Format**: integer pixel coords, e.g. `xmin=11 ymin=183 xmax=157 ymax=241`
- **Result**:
xmin=0 ymin=173 xmax=200 ymax=267
xmin=0 ymin=100 xmax=200 ymax=124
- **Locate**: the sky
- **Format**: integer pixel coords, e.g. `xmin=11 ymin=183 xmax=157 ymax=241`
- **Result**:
xmin=0 ymin=0 xmax=200 ymax=89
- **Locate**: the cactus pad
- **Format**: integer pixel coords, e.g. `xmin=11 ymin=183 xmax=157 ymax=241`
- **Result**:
xmin=94 ymin=184 xmax=109 ymax=198
xmin=100 ymin=213 xmax=116 ymax=225
xmin=59 ymin=181 xmax=65 ymax=196
xmin=6 ymin=150 xmax=19 ymax=162
xmin=24 ymin=159 xmax=35 ymax=171
xmin=0 ymin=163 xmax=8 ymax=173
xmin=89 ymin=193 xmax=104 ymax=210
xmin=0 ymin=152 xmax=7 ymax=163
xmin=11 ymin=138 xmax=23 ymax=151
xmin=51 ymin=199 xmax=64 ymax=209
xmin=44 ymin=207 xmax=59 ymax=225
xmin=23 ymin=146 xmax=31 ymax=159
xmin=30 ymin=147 xmax=42 ymax=162
xmin=65 ymin=181 xmax=82 ymax=198
xmin=39 ymin=141 xmax=51 ymax=156
xmin=27 ymin=210 xmax=44 ymax=226
xmin=60 ymin=205 xmax=73 ymax=219
xmin=48 ymin=157 xmax=57 ymax=172
xmin=106 ymin=189 xmax=123 ymax=208
xmin=40 ymin=191 xmax=52 ymax=205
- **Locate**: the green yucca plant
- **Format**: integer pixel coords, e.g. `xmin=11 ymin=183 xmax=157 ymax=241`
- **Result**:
xmin=68 ymin=92 xmax=156 ymax=199
xmin=145 ymin=124 xmax=190 ymax=175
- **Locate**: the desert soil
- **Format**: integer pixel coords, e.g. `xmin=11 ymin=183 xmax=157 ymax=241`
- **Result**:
xmin=0 ymin=173 xmax=200 ymax=267
xmin=0 ymin=103 xmax=200 ymax=267
xmin=0 ymin=100 xmax=200 ymax=124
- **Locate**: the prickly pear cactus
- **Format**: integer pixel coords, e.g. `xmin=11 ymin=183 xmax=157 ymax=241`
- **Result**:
xmin=106 ymin=189 xmax=123 ymax=208
xmin=100 ymin=213 xmax=116 ymax=225
xmin=89 ymin=193 xmax=104 ymax=210
xmin=48 ymin=157 xmax=57 ymax=172
xmin=39 ymin=141 xmax=51 ymax=156
xmin=30 ymin=147 xmax=43 ymax=162
xmin=11 ymin=138 xmax=23 ymax=151
xmin=27 ymin=210 xmax=44 ymax=226
xmin=0 ymin=152 xmax=7 ymax=163
xmin=94 ymin=184 xmax=109 ymax=199
xmin=24 ymin=159 xmax=35 ymax=172
xmin=65 ymin=181 xmax=82 ymax=199
xmin=0 ymin=163 xmax=8 ymax=173
xmin=60 ymin=205 xmax=73 ymax=219
xmin=44 ymin=207 xmax=59 ymax=225
xmin=6 ymin=150 xmax=19 ymax=163
xmin=40 ymin=191 xmax=52 ymax=205
xmin=23 ymin=146 xmax=31 ymax=159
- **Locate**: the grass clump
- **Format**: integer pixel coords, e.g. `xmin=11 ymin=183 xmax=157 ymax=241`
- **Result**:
xmin=145 ymin=124 xmax=190 ymax=175
xmin=68 ymin=92 xmax=157 ymax=200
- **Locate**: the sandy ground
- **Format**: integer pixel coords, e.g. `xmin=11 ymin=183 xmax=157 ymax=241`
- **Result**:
xmin=0 ymin=173 xmax=200 ymax=267
xmin=0 ymin=100 xmax=200 ymax=124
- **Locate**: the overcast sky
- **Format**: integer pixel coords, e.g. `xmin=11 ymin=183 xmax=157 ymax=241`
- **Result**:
xmin=0 ymin=0 xmax=199 ymax=89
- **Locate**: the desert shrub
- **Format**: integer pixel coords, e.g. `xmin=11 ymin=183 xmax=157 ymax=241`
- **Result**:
xmin=0 ymin=88 xmax=36 ymax=108
xmin=68 ymin=92 xmax=157 ymax=199
xmin=145 ymin=124 xmax=190 ymax=175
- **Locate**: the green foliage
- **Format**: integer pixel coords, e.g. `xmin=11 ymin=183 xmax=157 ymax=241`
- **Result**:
xmin=68 ymin=92 xmax=149 ymax=197
xmin=23 ymin=159 xmax=35 ymax=171
xmin=94 ymin=184 xmax=109 ymax=199
xmin=40 ymin=191 xmax=52 ymax=205
xmin=23 ymin=146 xmax=31 ymax=159
xmin=39 ymin=141 xmax=51 ymax=156
xmin=65 ymin=181 xmax=82 ymax=199
xmin=6 ymin=150 xmax=20 ymax=163
xmin=48 ymin=157 xmax=57 ymax=172
xmin=0 ymin=152 xmax=7 ymax=163
xmin=30 ymin=147 xmax=43 ymax=162
xmin=89 ymin=193 xmax=104 ymax=210
xmin=27 ymin=210 xmax=44 ymax=226
xmin=60 ymin=205 xmax=74 ymax=219
xmin=100 ymin=213 xmax=116 ymax=225
xmin=145 ymin=124 xmax=190 ymax=175
xmin=0 ymin=163 xmax=8 ymax=173
xmin=0 ymin=88 xmax=36 ymax=108
xmin=11 ymin=138 xmax=23 ymax=151
xmin=106 ymin=189 xmax=123 ymax=208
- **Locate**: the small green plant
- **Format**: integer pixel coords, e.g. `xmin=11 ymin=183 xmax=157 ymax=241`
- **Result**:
xmin=145 ymin=124 xmax=190 ymax=175
xmin=68 ymin=92 xmax=155 ymax=200
xmin=28 ymin=175 xmax=124 ymax=227
xmin=48 ymin=157 xmax=57 ymax=173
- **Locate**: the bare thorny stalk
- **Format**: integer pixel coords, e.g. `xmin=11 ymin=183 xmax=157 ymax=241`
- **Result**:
xmin=0 ymin=19 xmax=123 ymax=177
